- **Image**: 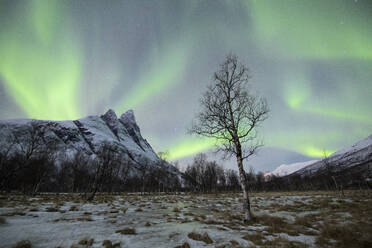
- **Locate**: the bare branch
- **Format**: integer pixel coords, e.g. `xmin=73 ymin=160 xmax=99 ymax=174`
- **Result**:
xmin=189 ymin=54 xmax=270 ymax=222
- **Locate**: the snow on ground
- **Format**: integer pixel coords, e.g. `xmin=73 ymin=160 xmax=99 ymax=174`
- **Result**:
xmin=0 ymin=191 xmax=371 ymax=248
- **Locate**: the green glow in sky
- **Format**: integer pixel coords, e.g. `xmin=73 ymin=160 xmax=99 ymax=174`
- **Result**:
xmin=116 ymin=42 xmax=190 ymax=110
xmin=167 ymin=130 xmax=338 ymax=160
xmin=168 ymin=137 xmax=217 ymax=160
xmin=283 ymin=75 xmax=311 ymax=110
xmin=0 ymin=0 xmax=371 ymax=165
xmin=249 ymin=0 xmax=372 ymax=59
xmin=301 ymin=145 xmax=334 ymax=158
xmin=31 ymin=0 xmax=58 ymax=45
xmin=284 ymin=78 xmax=372 ymax=125
xmin=0 ymin=0 xmax=81 ymax=120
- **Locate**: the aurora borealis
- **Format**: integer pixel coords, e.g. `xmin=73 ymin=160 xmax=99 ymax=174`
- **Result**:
xmin=1 ymin=0 xmax=371 ymax=170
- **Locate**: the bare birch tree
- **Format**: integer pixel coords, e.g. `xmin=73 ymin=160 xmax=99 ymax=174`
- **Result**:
xmin=189 ymin=54 xmax=269 ymax=222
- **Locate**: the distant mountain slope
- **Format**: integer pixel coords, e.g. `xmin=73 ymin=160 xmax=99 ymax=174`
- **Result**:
xmin=293 ymin=134 xmax=372 ymax=176
xmin=0 ymin=109 xmax=180 ymax=180
xmin=262 ymin=134 xmax=372 ymax=190
xmin=265 ymin=160 xmax=319 ymax=178
xmin=264 ymin=134 xmax=372 ymax=185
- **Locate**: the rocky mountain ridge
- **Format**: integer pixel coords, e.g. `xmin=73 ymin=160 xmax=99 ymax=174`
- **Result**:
xmin=0 ymin=109 xmax=180 ymax=179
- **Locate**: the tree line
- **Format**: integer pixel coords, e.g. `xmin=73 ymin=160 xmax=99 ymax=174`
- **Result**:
xmin=263 ymin=159 xmax=372 ymax=192
xmin=182 ymin=153 xmax=268 ymax=193
xmin=1 ymin=122 xmax=370 ymax=198
xmin=182 ymin=153 xmax=372 ymax=193
xmin=0 ymin=121 xmax=181 ymax=198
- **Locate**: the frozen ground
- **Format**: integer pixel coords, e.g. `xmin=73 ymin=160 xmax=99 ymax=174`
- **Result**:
xmin=0 ymin=191 xmax=371 ymax=248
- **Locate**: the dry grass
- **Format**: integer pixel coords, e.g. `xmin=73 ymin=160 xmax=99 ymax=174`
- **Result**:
xmin=242 ymin=233 xmax=264 ymax=246
xmin=264 ymin=236 xmax=309 ymax=248
xmin=0 ymin=216 xmax=6 ymax=224
xmin=174 ymin=242 xmax=190 ymax=248
xmin=257 ymin=214 xmax=296 ymax=234
xmin=2 ymin=211 xmax=26 ymax=217
xmin=293 ymin=214 xmax=317 ymax=228
xmin=202 ymin=219 xmax=224 ymax=225
xmin=69 ymin=205 xmax=78 ymax=211
xmin=229 ymin=239 xmax=240 ymax=247
xmin=76 ymin=217 xmax=93 ymax=222
xmin=115 ymin=228 xmax=136 ymax=235
xmin=243 ymin=231 xmax=309 ymax=247
xmin=102 ymin=240 xmax=121 ymax=248
xmin=11 ymin=240 xmax=32 ymax=248
xmin=187 ymin=232 xmax=213 ymax=244
xmin=316 ymin=221 xmax=372 ymax=248
xmin=1 ymin=191 xmax=372 ymax=247
xmin=45 ymin=207 xmax=59 ymax=212
xmin=78 ymin=238 xmax=94 ymax=246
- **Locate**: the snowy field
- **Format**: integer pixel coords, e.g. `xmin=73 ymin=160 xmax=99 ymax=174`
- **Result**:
xmin=0 ymin=191 xmax=371 ymax=248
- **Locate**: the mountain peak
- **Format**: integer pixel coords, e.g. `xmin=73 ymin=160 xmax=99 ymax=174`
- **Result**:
xmin=120 ymin=109 xmax=136 ymax=124
xmin=101 ymin=109 xmax=117 ymax=121
xmin=100 ymin=109 xmax=119 ymax=135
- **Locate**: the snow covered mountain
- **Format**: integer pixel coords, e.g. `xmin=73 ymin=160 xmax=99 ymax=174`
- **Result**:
xmin=292 ymin=134 xmax=372 ymax=176
xmin=265 ymin=160 xmax=319 ymax=178
xmin=0 ymin=109 xmax=180 ymax=179
xmin=265 ymin=134 xmax=372 ymax=181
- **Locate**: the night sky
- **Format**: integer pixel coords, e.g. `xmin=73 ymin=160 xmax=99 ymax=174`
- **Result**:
xmin=1 ymin=0 xmax=371 ymax=171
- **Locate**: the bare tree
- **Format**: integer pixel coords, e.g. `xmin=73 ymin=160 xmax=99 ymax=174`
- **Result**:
xmin=216 ymin=164 xmax=226 ymax=191
xmin=14 ymin=121 xmax=46 ymax=161
xmin=189 ymin=54 xmax=269 ymax=222
xmin=322 ymin=150 xmax=344 ymax=196
xmin=86 ymin=142 xmax=121 ymax=201
xmin=118 ymin=161 xmax=131 ymax=191
xmin=0 ymin=134 xmax=17 ymax=191
xmin=184 ymin=163 xmax=199 ymax=191
xmin=225 ymin=169 xmax=240 ymax=191
xmin=136 ymin=157 xmax=151 ymax=194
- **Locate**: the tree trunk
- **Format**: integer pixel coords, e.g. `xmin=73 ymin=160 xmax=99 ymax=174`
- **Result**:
xmin=331 ymin=176 xmax=338 ymax=191
xmin=32 ymin=179 xmax=42 ymax=196
xmin=87 ymin=187 xmax=97 ymax=201
xmin=236 ymin=154 xmax=252 ymax=222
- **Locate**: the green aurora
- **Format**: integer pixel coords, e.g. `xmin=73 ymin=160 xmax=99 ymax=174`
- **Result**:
xmin=249 ymin=0 xmax=372 ymax=59
xmin=0 ymin=0 xmax=371 ymax=165
xmin=116 ymin=41 xmax=191 ymax=110
xmin=0 ymin=0 xmax=82 ymax=120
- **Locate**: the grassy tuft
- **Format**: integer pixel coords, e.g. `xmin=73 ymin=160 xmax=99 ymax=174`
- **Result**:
xmin=187 ymin=232 xmax=213 ymax=244
xmin=78 ymin=238 xmax=94 ymax=246
xmin=316 ymin=221 xmax=372 ymax=248
xmin=0 ymin=216 xmax=7 ymax=224
xmin=242 ymin=233 xmax=264 ymax=246
xmin=116 ymin=228 xmax=136 ymax=235
xmin=45 ymin=207 xmax=59 ymax=212
xmin=174 ymin=242 xmax=190 ymax=248
xmin=102 ymin=240 xmax=120 ymax=248
xmin=11 ymin=240 xmax=32 ymax=248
